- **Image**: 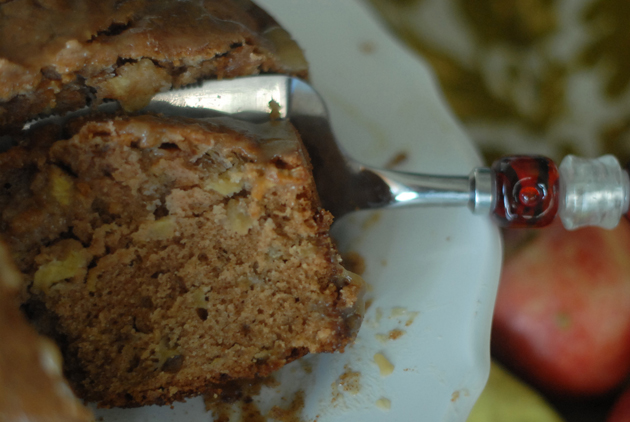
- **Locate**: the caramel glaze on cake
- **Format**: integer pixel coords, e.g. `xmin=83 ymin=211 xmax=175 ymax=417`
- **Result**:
xmin=0 ymin=241 xmax=93 ymax=421
xmin=0 ymin=0 xmax=308 ymax=130
xmin=0 ymin=114 xmax=364 ymax=407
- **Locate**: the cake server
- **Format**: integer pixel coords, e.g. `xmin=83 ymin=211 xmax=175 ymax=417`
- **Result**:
xmin=23 ymin=74 xmax=630 ymax=231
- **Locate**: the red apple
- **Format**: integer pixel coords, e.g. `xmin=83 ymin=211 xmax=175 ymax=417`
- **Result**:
xmin=608 ymin=386 xmax=630 ymax=422
xmin=492 ymin=220 xmax=630 ymax=396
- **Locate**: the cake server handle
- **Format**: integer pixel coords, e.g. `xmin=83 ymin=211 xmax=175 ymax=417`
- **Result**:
xmin=350 ymin=154 xmax=630 ymax=230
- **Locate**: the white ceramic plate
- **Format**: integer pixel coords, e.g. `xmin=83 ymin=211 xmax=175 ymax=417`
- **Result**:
xmin=93 ymin=1 xmax=503 ymax=421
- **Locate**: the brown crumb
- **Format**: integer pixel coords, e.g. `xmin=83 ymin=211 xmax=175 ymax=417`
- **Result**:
xmin=384 ymin=151 xmax=409 ymax=169
xmin=204 ymin=375 xmax=293 ymax=421
xmin=269 ymin=99 xmax=282 ymax=121
xmin=242 ymin=400 xmax=266 ymax=422
xmin=208 ymin=400 xmax=233 ymax=422
xmin=376 ymin=328 xmax=406 ymax=344
xmin=203 ymin=377 xmax=266 ymax=412
xmin=337 ymin=367 xmax=361 ymax=395
xmin=267 ymin=390 xmax=305 ymax=422
xmin=388 ymin=329 xmax=405 ymax=340
xmin=405 ymin=312 xmax=420 ymax=326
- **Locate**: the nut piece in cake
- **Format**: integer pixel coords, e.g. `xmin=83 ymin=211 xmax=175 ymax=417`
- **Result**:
xmin=0 ymin=114 xmax=364 ymax=407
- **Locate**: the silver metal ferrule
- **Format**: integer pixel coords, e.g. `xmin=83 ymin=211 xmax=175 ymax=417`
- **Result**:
xmin=363 ymin=166 xmax=472 ymax=209
xmin=468 ymin=167 xmax=493 ymax=215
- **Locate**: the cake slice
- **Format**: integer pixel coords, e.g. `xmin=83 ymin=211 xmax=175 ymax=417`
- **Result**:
xmin=0 ymin=0 xmax=307 ymax=129
xmin=0 ymin=114 xmax=364 ymax=407
xmin=0 ymin=240 xmax=93 ymax=422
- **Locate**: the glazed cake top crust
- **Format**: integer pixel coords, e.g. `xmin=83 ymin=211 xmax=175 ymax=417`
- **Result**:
xmin=0 ymin=0 xmax=307 ymax=126
xmin=0 ymin=0 xmax=307 ymax=97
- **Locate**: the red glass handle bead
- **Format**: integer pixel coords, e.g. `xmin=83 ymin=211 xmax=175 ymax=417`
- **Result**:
xmin=491 ymin=156 xmax=560 ymax=228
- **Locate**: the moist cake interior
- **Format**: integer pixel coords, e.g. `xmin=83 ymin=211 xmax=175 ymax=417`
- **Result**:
xmin=0 ymin=114 xmax=364 ymax=407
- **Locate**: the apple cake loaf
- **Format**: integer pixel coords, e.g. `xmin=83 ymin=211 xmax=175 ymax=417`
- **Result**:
xmin=0 ymin=240 xmax=93 ymax=421
xmin=0 ymin=0 xmax=307 ymax=130
xmin=0 ymin=114 xmax=364 ymax=407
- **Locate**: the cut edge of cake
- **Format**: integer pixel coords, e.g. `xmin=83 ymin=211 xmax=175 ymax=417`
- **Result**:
xmin=2 ymin=113 xmax=364 ymax=407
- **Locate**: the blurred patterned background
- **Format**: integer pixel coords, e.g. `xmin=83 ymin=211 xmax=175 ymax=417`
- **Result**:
xmin=367 ymin=0 xmax=630 ymax=421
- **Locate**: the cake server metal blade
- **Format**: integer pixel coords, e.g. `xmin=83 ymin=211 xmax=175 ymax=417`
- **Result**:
xmin=19 ymin=75 xmax=488 ymax=221
xmin=145 ymin=75 xmax=482 ymax=220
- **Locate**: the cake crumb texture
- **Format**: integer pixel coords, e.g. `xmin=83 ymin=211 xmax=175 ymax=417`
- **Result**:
xmin=0 ymin=114 xmax=363 ymax=408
